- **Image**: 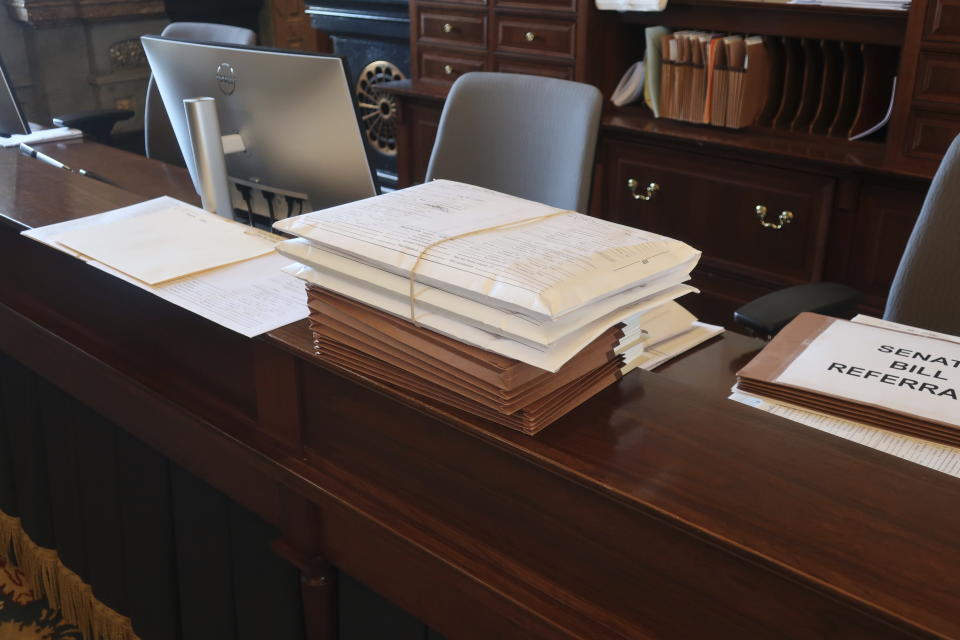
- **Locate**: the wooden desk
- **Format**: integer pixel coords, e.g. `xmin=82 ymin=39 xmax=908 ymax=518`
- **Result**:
xmin=1 ymin=141 xmax=959 ymax=639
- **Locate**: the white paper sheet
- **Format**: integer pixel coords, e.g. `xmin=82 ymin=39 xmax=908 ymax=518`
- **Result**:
xmin=286 ymin=260 xmax=666 ymax=372
xmin=0 ymin=126 xmax=82 ymax=148
xmin=54 ymin=197 xmax=277 ymax=285
xmin=774 ymin=320 xmax=960 ymax=427
xmin=277 ymin=237 xmax=696 ymax=349
xmin=274 ymin=180 xmax=700 ymax=322
xmin=730 ymin=390 xmax=960 ymax=479
xmin=22 ymin=203 xmax=307 ymax=337
xmin=852 ymin=314 xmax=960 ymax=344
xmin=622 ymin=322 xmax=723 ymax=374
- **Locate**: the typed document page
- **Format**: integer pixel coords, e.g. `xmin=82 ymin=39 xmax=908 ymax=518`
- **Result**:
xmin=775 ymin=321 xmax=960 ymax=426
xmin=275 ymin=180 xmax=700 ymax=321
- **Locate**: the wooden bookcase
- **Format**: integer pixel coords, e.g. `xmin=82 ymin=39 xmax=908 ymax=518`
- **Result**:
xmin=383 ymin=0 xmax=960 ymax=326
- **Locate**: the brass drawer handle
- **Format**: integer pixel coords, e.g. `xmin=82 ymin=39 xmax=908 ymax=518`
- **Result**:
xmin=755 ymin=205 xmax=794 ymax=230
xmin=525 ymin=31 xmax=536 ymax=42
xmin=442 ymin=22 xmax=453 ymax=33
xmin=627 ymin=178 xmax=659 ymax=201
xmin=443 ymin=64 xmax=454 ymax=75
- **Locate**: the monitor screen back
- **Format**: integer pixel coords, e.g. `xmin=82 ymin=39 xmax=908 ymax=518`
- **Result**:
xmin=142 ymin=36 xmax=376 ymax=211
xmin=0 ymin=55 xmax=29 ymax=137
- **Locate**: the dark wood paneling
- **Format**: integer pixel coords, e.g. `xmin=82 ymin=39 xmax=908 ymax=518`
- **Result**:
xmin=844 ymin=182 xmax=926 ymax=310
xmin=903 ymin=108 xmax=960 ymax=158
xmin=915 ymin=50 xmax=960 ymax=103
xmin=924 ymin=0 xmax=960 ymax=41
xmin=408 ymin=103 xmax=442 ymax=184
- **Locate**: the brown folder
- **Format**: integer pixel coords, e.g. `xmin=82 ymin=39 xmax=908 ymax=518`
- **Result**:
xmin=304 ymin=286 xmax=625 ymax=434
xmin=312 ymin=332 xmax=623 ymax=435
xmin=737 ymin=313 xmax=960 ymax=447
xmin=307 ymin=307 xmax=621 ymax=414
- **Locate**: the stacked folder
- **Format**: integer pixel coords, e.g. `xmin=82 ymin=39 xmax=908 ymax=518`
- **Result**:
xmin=658 ymin=31 xmax=771 ymax=128
xmin=275 ymin=179 xmax=708 ymax=434
xmin=736 ymin=313 xmax=960 ymax=447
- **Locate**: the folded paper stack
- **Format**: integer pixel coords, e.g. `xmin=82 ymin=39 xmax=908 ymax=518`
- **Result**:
xmin=736 ymin=313 xmax=960 ymax=446
xmin=275 ymin=179 xmax=717 ymax=434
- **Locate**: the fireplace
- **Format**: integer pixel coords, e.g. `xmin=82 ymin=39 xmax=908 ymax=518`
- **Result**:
xmin=306 ymin=0 xmax=410 ymax=191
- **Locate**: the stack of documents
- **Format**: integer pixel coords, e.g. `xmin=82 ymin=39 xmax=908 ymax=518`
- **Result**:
xmin=735 ymin=312 xmax=960 ymax=447
xmin=617 ymin=301 xmax=723 ymax=373
xmin=275 ymin=179 xmax=709 ymax=434
xmin=23 ymin=197 xmax=308 ymax=337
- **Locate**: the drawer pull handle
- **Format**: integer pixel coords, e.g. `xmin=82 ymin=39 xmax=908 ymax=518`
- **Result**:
xmin=627 ymin=178 xmax=659 ymax=201
xmin=442 ymin=22 xmax=453 ymax=33
xmin=525 ymin=31 xmax=536 ymax=42
xmin=755 ymin=205 xmax=794 ymax=230
xmin=444 ymin=64 xmax=454 ymax=75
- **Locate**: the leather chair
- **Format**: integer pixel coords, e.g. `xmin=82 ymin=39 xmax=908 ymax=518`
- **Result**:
xmin=734 ymin=134 xmax=960 ymax=337
xmin=55 ymin=22 xmax=255 ymax=161
xmin=425 ymin=72 xmax=602 ymax=214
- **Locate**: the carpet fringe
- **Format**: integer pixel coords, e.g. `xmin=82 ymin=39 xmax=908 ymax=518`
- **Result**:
xmin=0 ymin=510 xmax=139 ymax=640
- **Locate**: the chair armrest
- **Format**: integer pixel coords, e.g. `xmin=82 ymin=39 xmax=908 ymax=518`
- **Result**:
xmin=733 ymin=282 xmax=864 ymax=338
xmin=52 ymin=109 xmax=134 ymax=144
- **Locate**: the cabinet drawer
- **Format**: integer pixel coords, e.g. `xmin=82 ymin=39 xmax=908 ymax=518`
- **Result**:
xmin=494 ymin=16 xmax=575 ymax=59
xmin=925 ymin=0 xmax=960 ymax=42
xmin=605 ymin=141 xmax=834 ymax=285
xmin=915 ymin=52 xmax=960 ymax=105
xmin=417 ymin=8 xmax=487 ymax=48
xmin=493 ymin=56 xmax=573 ymax=79
xmin=495 ymin=0 xmax=576 ymax=12
xmin=903 ymin=110 xmax=960 ymax=160
xmin=418 ymin=47 xmax=487 ymax=87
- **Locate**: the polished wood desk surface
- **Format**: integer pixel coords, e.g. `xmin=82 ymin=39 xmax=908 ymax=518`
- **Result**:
xmin=1 ymin=141 xmax=959 ymax=639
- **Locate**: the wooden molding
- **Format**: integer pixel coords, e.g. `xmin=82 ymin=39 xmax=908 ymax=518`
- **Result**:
xmin=6 ymin=0 xmax=164 ymax=27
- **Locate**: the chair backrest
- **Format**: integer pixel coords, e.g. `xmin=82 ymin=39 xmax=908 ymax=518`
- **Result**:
xmin=424 ymin=72 xmax=602 ymax=213
xmin=884 ymin=134 xmax=960 ymax=335
xmin=144 ymin=22 xmax=256 ymax=165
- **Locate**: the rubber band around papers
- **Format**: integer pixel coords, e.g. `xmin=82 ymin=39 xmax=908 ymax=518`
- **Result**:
xmin=407 ymin=209 xmax=575 ymax=325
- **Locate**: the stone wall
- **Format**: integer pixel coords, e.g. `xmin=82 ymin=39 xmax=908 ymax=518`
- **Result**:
xmin=1 ymin=1 xmax=168 ymax=133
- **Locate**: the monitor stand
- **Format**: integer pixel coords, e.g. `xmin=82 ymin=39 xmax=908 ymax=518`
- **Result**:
xmin=183 ymin=97 xmax=245 ymax=220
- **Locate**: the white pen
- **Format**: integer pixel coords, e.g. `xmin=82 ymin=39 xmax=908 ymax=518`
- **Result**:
xmin=19 ymin=142 xmax=117 ymax=186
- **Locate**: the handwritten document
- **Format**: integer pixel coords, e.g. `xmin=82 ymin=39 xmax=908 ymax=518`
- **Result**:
xmin=286 ymin=261 xmax=687 ymax=371
xmin=730 ymin=391 xmax=960 ymax=480
xmin=23 ymin=199 xmax=306 ymax=337
xmin=277 ymin=237 xmax=695 ymax=349
xmin=54 ymin=197 xmax=277 ymax=285
xmin=275 ymin=180 xmax=700 ymax=321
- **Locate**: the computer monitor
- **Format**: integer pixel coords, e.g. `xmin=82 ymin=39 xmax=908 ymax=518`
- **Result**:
xmin=141 ymin=36 xmax=376 ymax=215
xmin=0 ymin=54 xmax=30 ymax=137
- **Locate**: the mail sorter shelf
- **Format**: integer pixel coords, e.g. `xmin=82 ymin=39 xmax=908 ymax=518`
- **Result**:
xmin=639 ymin=31 xmax=900 ymax=141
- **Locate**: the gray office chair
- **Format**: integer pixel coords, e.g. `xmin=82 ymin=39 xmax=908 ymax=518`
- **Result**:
xmin=425 ymin=72 xmax=602 ymax=214
xmin=144 ymin=22 xmax=256 ymax=165
xmin=735 ymin=134 xmax=960 ymax=337
xmin=55 ymin=22 xmax=255 ymax=158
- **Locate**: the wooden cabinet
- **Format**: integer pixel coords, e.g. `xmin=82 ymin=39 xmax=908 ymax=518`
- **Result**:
xmin=605 ymin=140 xmax=834 ymax=288
xmin=407 ymin=0 xmax=602 ymax=88
xmin=385 ymin=0 xmax=953 ymax=326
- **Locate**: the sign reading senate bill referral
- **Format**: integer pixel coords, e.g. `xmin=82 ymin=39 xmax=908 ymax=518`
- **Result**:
xmin=775 ymin=321 xmax=960 ymax=427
